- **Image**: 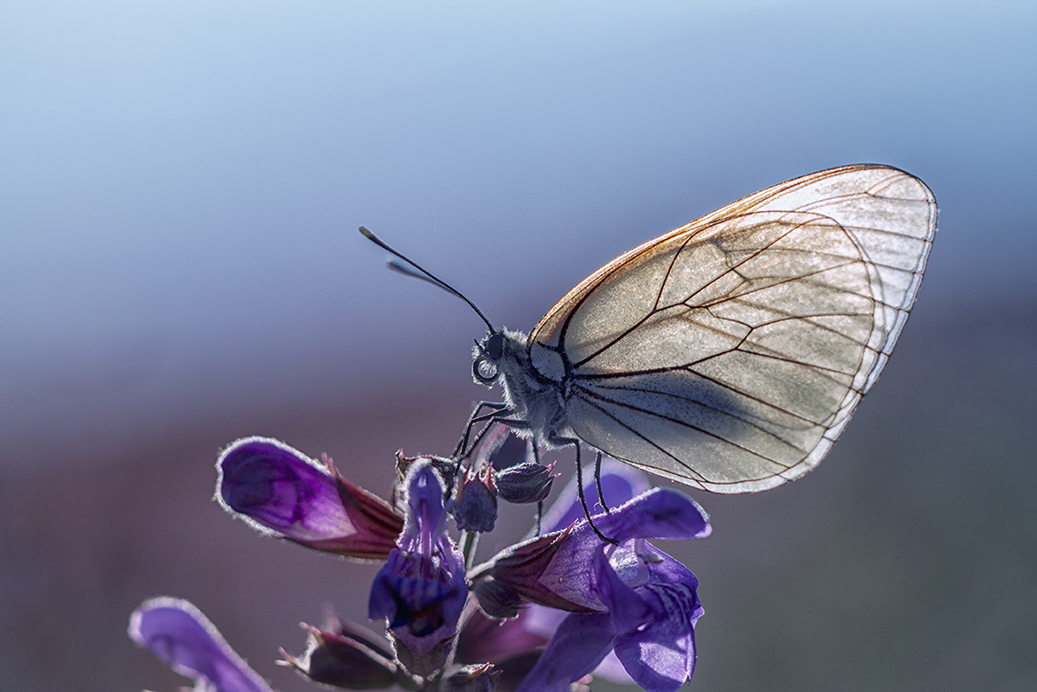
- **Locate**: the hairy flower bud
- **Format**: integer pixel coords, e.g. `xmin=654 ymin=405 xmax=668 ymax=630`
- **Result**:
xmin=496 ymin=461 xmax=555 ymax=504
xmin=281 ymin=616 xmax=400 ymax=690
xmin=454 ymin=463 xmax=498 ymax=532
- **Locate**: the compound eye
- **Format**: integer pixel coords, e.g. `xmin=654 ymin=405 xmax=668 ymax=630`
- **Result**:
xmin=485 ymin=332 xmax=504 ymax=360
xmin=473 ymin=354 xmax=499 ymax=384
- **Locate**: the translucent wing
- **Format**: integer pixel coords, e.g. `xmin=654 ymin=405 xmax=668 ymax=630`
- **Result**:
xmin=528 ymin=165 xmax=936 ymax=493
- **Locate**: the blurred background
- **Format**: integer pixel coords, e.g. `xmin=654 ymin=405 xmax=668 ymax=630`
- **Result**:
xmin=2 ymin=1 xmax=1035 ymax=690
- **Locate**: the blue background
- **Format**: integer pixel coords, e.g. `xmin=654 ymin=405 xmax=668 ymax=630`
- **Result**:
xmin=2 ymin=2 xmax=1034 ymax=690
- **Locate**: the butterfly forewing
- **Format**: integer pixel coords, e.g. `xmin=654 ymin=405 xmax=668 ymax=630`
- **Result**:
xmin=528 ymin=165 xmax=936 ymax=493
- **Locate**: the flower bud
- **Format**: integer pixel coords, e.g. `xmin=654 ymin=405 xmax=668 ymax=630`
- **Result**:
xmin=281 ymin=620 xmax=399 ymax=690
xmin=495 ymin=461 xmax=555 ymax=504
xmin=471 ymin=577 xmax=525 ymax=620
xmin=454 ymin=463 xmax=498 ymax=532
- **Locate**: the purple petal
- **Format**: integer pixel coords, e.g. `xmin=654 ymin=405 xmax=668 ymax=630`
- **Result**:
xmin=217 ymin=437 xmax=402 ymax=560
xmin=128 ymin=597 xmax=274 ymax=692
xmin=539 ymin=458 xmax=652 ymax=534
xmin=398 ymin=462 xmax=451 ymax=552
xmin=589 ymin=650 xmax=635 ymax=685
xmin=612 ymin=585 xmax=698 ymax=692
xmin=594 ymin=549 xmax=651 ymax=632
xmin=218 ymin=438 xmax=346 ymax=539
xmin=368 ymin=462 xmax=467 ymax=675
xmin=597 ymin=549 xmax=702 ymax=692
xmin=593 ymin=488 xmax=711 ymax=543
xmin=487 ymin=488 xmax=709 ymax=611
xmin=512 ymin=612 xmax=616 ymax=692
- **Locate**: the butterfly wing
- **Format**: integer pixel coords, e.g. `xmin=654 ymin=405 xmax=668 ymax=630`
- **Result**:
xmin=528 ymin=165 xmax=937 ymax=493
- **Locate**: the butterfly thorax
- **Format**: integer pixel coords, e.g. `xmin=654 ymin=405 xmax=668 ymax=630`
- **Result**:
xmin=473 ymin=328 xmax=572 ymax=448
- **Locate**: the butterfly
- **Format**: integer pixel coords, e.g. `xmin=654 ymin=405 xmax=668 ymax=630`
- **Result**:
xmin=365 ymin=164 xmax=937 ymax=494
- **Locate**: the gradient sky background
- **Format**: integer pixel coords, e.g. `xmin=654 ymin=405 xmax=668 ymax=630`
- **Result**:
xmin=2 ymin=2 xmax=1035 ymax=691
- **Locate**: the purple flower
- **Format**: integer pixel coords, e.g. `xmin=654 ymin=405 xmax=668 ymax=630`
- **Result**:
xmin=594 ymin=545 xmax=703 ymax=692
xmin=471 ymin=460 xmax=710 ymax=692
xmin=128 ymin=597 xmax=274 ymax=692
xmin=137 ymin=435 xmax=713 ymax=692
xmin=217 ymin=437 xmax=403 ymax=560
xmin=368 ymin=460 xmax=467 ymax=677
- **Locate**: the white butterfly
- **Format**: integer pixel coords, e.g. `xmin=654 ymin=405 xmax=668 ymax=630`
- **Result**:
xmin=369 ymin=164 xmax=937 ymax=493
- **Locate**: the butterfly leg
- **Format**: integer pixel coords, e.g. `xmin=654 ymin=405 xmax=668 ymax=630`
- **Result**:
xmin=554 ymin=436 xmax=616 ymax=545
xmin=593 ymin=450 xmax=609 ymax=512
xmin=461 ymin=413 xmax=551 ymax=536
xmin=453 ymin=401 xmax=512 ymax=458
xmin=449 ymin=402 xmax=514 ymax=498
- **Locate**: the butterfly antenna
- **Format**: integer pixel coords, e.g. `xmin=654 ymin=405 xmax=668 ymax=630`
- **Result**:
xmin=359 ymin=226 xmax=495 ymax=333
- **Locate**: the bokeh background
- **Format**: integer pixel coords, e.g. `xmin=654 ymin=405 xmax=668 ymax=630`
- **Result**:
xmin=2 ymin=1 xmax=1035 ymax=690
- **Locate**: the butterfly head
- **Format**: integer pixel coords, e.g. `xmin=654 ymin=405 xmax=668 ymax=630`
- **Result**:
xmin=473 ymin=331 xmax=505 ymax=385
xmin=472 ymin=329 xmax=532 ymax=387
